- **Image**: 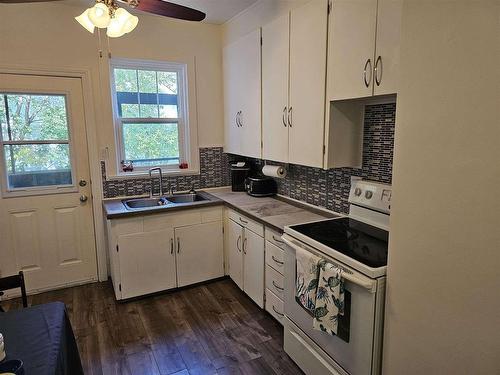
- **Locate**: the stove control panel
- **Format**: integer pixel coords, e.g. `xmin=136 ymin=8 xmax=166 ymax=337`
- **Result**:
xmin=348 ymin=180 xmax=392 ymax=214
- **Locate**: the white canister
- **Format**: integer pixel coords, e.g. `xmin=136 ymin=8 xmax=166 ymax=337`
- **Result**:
xmin=0 ymin=333 xmax=5 ymax=362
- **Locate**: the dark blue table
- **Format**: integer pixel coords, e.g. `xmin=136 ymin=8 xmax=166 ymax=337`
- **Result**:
xmin=0 ymin=302 xmax=83 ymax=375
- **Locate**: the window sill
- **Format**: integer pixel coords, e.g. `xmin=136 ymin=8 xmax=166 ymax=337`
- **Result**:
xmin=107 ymin=168 xmax=200 ymax=181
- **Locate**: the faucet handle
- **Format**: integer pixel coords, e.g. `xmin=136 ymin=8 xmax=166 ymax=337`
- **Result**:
xmin=189 ymin=183 xmax=196 ymax=194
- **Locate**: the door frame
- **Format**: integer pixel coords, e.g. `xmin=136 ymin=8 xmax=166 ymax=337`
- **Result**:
xmin=0 ymin=64 xmax=108 ymax=282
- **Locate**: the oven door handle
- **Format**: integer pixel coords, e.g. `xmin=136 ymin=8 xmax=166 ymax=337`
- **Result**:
xmin=281 ymin=235 xmax=378 ymax=293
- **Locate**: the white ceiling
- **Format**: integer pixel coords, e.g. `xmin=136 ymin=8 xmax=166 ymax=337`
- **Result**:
xmin=170 ymin=0 xmax=258 ymax=24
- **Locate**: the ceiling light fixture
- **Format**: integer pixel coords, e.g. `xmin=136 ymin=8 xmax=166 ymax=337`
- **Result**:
xmin=75 ymin=0 xmax=138 ymax=38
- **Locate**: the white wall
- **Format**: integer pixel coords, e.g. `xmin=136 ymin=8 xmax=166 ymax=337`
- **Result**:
xmin=0 ymin=0 xmax=224 ymax=155
xmin=222 ymin=0 xmax=308 ymax=46
xmin=383 ymin=1 xmax=500 ymax=374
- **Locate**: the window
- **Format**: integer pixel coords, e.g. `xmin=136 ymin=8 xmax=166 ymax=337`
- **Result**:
xmin=0 ymin=93 xmax=74 ymax=190
xmin=111 ymin=59 xmax=190 ymax=172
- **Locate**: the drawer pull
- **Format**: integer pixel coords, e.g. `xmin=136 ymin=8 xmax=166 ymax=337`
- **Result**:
xmin=239 ymin=217 xmax=248 ymax=224
xmin=272 ymin=235 xmax=284 ymax=243
xmin=271 ymin=256 xmax=284 ymax=265
xmin=272 ymin=305 xmax=284 ymax=317
xmin=272 ymin=281 xmax=284 ymax=291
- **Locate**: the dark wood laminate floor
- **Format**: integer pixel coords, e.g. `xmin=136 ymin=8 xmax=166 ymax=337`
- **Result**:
xmin=3 ymin=279 xmax=303 ymax=375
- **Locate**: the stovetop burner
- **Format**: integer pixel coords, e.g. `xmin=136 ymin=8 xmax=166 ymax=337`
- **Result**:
xmin=289 ymin=218 xmax=388 ymax=268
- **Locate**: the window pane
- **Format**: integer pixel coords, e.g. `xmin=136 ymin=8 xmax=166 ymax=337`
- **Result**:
xmin=4 ymin=144 xmax=72 ymax=189
xmin=114 ymin=69 xmax=138 ymax=92
xmin=121 ymin=103 xmax=139 ymax=118
xmin=140 ymin=104 xmax=159 ymax=118
xmin=159 ymin=105 xmax=178 ymax=118
xmin=0 ymin=94 xmax=69 ymax=141
xmin=158 ymin=71 xmax=177 ymax=94
xmin=138 ymin=70 xmax=157 ymax=94
xmin=122 ymin=123 xmax=179 ymax=167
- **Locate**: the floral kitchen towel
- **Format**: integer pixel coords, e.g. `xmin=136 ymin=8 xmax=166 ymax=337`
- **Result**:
xmin=312 ymin=260 xmax=345 ymax=336
xmin=295 ymin=247 xmax=322 ymax=314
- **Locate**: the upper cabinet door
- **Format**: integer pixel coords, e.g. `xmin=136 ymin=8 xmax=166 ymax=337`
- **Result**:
xmin=223 ymin=39 xmax=242 ymax=155
xmin=373 ymin=0 xmax=402 ymax=96
xmin=238 ymin=29 xmax=262 ymax=159
xmin=262 ymin=13 xmax=290 ymax=163
xmin=289 ymin=0 xmax=329 ymax=168
xmin=327 ymin=0 xmax=378 ymax=101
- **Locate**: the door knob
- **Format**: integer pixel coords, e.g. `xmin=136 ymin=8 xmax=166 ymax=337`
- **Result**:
xmin=79 ymin=179 xmax=87 ymax=187
xmin=79 ymin=195 xmax=88 ymax=203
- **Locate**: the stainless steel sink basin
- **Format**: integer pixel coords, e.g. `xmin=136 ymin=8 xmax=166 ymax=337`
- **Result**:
xmin=123 ymin=197 xmax=169 ymax=210
xmin=165 ymin=193 xmax=209 ymax=204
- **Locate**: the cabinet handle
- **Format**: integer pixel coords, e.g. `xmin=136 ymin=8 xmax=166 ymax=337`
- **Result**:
xmin=363 ymin=58 xmax=372 ymax=88
xmin=239 ymin=111 xmax=243 ymax=127
xmin=282 ymin=106 xmax=287 ymax=127
xmin=237 ymin=235 xmax=242 ymax=252
xmin=374 ymin=55 xmax=382 ymax=86
xmin=239 ymin=217 xmax=248 ymax=224
xmin=243 ymin=238 xmax=247 ymax=254
xmin=272 ymin=235 xmax=284 ymax=244
xmin=177 ymin=237 xmax=180 ymax=253
xmin=236 ymin=111 xmax=241 ymax=127
xmin=271 ymin=255 xmax=284 ymax=265
xmin=272 ymin=280 xmax=284 ymax=291
xmin=170 ymin=238 xmax=174 ymax=254
xmin=272 ymin=305 xmax=284 ymax=317
xmin=287 ymin=106 xmax=293 ymax=127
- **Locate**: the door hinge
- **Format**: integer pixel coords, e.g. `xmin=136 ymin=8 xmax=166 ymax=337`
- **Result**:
xmin=116 ymin=244 xmax=119 ymax=252
xmin=323 ymin=145 xmax=326 ymax=155
xmin=261 ymin=140 xmax=263 ymax=149
xmin=260 ymin=36 xmax=263 ymax=46
xmin=328 ymin=1 xmax=332 ymax=14
xmin=222 ymin=226 xmax=225 ymax=234
xmin=119 ymin=283 xmax=121 ymax=291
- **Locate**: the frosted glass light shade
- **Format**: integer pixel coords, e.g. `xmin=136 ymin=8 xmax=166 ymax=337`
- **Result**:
xmin=75 ymin=9 xmax=95 ymax=33
xmin=106 ymin=17 xmax=126 ymax=38
xmin=106 ymin=8 xmax=138 ymax=37
xmin=88 ymin=3 xmax=111 ymax=28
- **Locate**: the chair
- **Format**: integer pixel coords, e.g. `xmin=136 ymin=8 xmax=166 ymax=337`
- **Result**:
xmin=0 ymin=271 xmax=28 ymax=312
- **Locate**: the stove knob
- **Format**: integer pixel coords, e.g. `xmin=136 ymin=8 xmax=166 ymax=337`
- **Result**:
xmin=354 ymin=188 xmax=362 ymax=196
xmin=365 ymin=191 xmax=373 ymax=199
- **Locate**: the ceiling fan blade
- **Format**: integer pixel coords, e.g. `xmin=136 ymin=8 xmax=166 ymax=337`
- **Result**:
xmin=133 ymin=0 xmax=205 ymax=21
xmin=0 ymin=0 xmax=62 ymax=2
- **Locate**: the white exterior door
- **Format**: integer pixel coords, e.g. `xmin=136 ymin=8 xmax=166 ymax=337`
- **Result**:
xmin=289 ymin=0 xmax=329 ymax=168
xmin=175 ymin=221 xmax=224 ymax=287
xmin=118 ymin=229 xmax=176 ymax=299
xmin=228 ymin=219 xmax=243 ymax=289
xmin=242 ymin=228 xmax=265 ymax=307
xmin=262 ymin=13 xmax=290 ymax=163
xmin=0 ymin=73 xmax=97 ymax=292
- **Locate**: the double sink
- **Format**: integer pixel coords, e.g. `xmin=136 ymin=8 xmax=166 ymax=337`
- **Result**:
xmin=123 ymin=193 xmax=210 ymax=211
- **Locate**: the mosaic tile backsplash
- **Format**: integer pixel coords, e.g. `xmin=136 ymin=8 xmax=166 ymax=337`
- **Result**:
xmin=102 ymin=102 xmax=395 ymax=214
xmin=101 ymin=147 xmax=231 ymax=199
xmin=234 ymin=102 xmax=396 ymax=214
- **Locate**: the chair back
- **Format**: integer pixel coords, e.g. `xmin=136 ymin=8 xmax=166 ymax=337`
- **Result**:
xmin=0 ymin=271 xmax=28 ymax=312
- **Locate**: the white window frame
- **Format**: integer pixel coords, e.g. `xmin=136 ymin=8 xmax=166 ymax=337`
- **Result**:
xmin=0 ymin=90 xmax=78 ymax=197
xmin=110 ymin=58 xmax=192 ymax=175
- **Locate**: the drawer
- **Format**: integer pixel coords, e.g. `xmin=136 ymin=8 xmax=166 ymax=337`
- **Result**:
xmin=265 ymin=288 xmax=284 ymax=325
xmin=227 ymin=209 xmax=264 ymax=237
xmin=265 ymin=264 xmax=284 ymax=299
xmin=265 ymin=241 xmax=285 ymax=274
xmin=265 ymin=227 xmax=286 ymax=249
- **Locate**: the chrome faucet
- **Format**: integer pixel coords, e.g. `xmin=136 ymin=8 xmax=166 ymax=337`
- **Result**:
xmin=149 ymin=167 xmax=163 ymax=197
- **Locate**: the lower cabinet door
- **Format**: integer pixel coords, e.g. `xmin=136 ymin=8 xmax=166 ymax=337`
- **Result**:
xmin=175 ymin=221 xmax=224 ymax=287
xmin=243 ymin=228 xmax=265 ymax=307
xmin=228 ymin=219 xmax=244 ymax=289
xmin=117 ymin=229 xmax=176 ymax=299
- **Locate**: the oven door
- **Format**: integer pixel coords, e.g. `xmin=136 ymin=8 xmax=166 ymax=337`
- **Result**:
xmin=282 ymin=235 xmax=385 ymax=375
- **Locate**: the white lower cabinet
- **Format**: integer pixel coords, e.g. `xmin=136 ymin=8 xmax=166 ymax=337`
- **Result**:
xmin=226 ymin=209 xmax=265 ymax=307
xmin=107 ymin=207 xmax=224 ymax=300
xmin=264 ymin=227 xmax=287 ymax=325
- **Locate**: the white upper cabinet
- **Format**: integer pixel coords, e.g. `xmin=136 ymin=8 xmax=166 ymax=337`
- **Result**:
xmin=288 ymin=0 xmax=329 ymax=168
xmin=261 ymin=0 xmax=329 ymax=168
xmin=373 ymin=0 xmax=402 ymax=96
xmin=262 ymin=13 xmax=290 ymax=163
xmin=223 ymin=29 xmax=262 ymax=159
xmin=328 ymin=0 xmax=378 ymax=100
xmin=327 ymin=0 xmax=401 ymax=100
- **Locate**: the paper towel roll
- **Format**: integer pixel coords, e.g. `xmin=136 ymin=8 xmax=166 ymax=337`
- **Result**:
xmin=262 ymin=165 xmax=287 ymax=179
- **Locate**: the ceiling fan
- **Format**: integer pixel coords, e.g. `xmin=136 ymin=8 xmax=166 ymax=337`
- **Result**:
xmin=0 ymin=0 xmax=206 ymax=37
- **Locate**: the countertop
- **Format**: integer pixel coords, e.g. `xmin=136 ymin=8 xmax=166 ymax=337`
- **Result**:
xmin=103 ymin=187 xmax=337 ymax=232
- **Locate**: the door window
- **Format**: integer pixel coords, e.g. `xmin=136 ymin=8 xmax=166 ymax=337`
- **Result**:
xmin=0 ymin=93 xmax=74 ymax=191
